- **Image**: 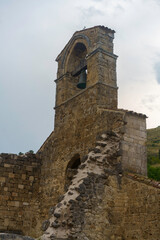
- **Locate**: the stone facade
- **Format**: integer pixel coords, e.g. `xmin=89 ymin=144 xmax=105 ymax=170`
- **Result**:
xmin=0 ymin=153 xmax=42 ymax=237
xmin=0 ymin=26 xmax=159 ymax=240
xmin=40 ymin=131 xmax=160 ymax=240
xmin=121 ymin=110 xmax=147 ymax=175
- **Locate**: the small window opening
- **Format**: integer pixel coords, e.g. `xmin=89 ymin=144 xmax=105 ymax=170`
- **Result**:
xmin=69 ymin=157 xmax=81 ymax=169
xmin=65 ymin=154 xmax=81 ymax=190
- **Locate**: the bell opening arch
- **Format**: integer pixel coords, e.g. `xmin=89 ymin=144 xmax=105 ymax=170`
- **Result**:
xmin=65 ymin=41 xmax=88 ymax=89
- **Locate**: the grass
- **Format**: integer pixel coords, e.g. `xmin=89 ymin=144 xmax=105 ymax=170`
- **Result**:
xmin=147 ymin=126 xmax=160 ymax=181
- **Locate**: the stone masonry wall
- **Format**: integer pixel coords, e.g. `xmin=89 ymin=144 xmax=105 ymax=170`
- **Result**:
xmin=37 ymin=26 xmax=119 ymax=223
xmin=121 ymin=112 xmax=147 ymax=175
xmin=40 ymin=130 xmax=123 ymax=240
xmin=80 ymin=174 xmax=160 ymax=240
xmin=40 ymin=130 xmax=160 ymax=240
xmin=38 ymin=105 xmax=125 ymax=224
xmin=110 ymin=174 xmax=160 ymax=240
xmin=0 ymin=153 xmax=42 ymax=238
xmin=38 ymin=103 xmax=147 ymax=228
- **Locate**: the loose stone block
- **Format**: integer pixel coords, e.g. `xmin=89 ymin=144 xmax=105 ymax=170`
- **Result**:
xmin=0 ymin=177 xmax=6 ymax=182
xmin=4 ymin=164 xmax=11 ymax=168
xmin=18 ymin=184 xmax=24 ymax=189
xmin=9 ymin=173 xmax=15 ymax=178
xmin=29 ymin=176 xmax=34 ymax=181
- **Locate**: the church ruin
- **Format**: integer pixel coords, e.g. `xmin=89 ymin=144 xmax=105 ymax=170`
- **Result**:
xmin=0 ymin=26 xmax=159 ymax=240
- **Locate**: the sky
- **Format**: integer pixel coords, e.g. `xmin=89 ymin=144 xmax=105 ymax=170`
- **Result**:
xmin=0 ymin=0 xmax=160 ymax=154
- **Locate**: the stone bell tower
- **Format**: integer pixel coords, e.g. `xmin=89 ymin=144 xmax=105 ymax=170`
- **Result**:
xmin=54 ymin=26 xmax=118 ymax=127
xmin=53 ymin=26 xmax=118 ymax=139
xmin=38 ymin=26 xmax=147 ymax=226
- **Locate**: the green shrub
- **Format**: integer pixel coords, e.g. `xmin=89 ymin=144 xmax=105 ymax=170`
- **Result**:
xmin=28 ymin=150 xmax=34 ymax=154
xmin=148 ymin=165 xmax=160 ymax=181
xmin=147 ymin=155 xmax=160 ymax=165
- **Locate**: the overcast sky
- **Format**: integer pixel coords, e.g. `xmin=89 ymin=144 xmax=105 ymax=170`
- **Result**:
xmin=0 ymin=0 xmax=160 ymax=154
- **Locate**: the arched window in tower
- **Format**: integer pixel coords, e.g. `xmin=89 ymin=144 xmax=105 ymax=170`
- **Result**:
xmin=67 ymin=42 xmax=87 ymax=89
xmin=65 ymin=154 xmax=81 ymax=190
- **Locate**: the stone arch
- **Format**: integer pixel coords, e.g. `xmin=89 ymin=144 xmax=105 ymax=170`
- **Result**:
xmin=65 ymin=154 xmax=81 ymax=190
xmin=64 ymin=41 xmax=88 ymax=89
xmin=66 ymin=42 xmax=87 ymax=73
xmin=62 ymin=34 xmax=90 ymax=72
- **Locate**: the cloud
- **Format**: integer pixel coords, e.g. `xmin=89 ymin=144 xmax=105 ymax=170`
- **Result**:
xmin=154 ymin=61 xmax=160 ymax=84
xmin=78 ymin=6 xmax=104 ymax=18
xmin=141 ymin=94 xmax=160 ymax=112
xmin=153 ymin=0 xmax=160 ymax=6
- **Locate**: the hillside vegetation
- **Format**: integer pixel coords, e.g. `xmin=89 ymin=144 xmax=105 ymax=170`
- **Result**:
xmin=147 ymin=126 xmax=160 ymax=181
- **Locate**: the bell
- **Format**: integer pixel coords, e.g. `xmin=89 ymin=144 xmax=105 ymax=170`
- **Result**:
xmin=77 ymin=70 xmax=87 ymax=89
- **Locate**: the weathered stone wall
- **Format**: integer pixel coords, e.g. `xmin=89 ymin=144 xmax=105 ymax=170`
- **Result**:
xmin=117 ymin=173 xmax=160 ymax=240
xmin=40 ymin=131 xmax=123 ymax=240
xmin=38 ymin=102 xmax=125 ymax=223
xmin=0 ymin=153 xmax=42 ymax=237
xmin=121 ymin=112 xmax=147 ymax=175
xmin=55 ymin=73 xmax=80 ymax=107
xmin=81 ymin=174 xmax=160 ymax=240
xmin=36 ymin=27 xmax=120 ymax=222
xmin=40 ymin=131 xmax=160 ymax=240
xmin=87 ymin=50 xmax=117 ymax=88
